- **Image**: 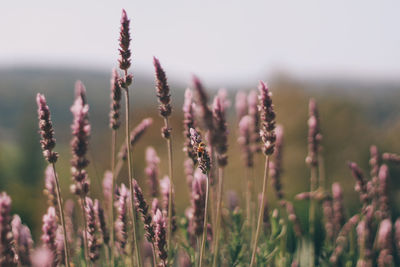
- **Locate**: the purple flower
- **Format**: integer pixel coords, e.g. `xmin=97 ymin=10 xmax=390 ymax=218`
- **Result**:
xmin=248 ymin=90 xmax=261 ymax=153
xmin=109 ymin=69 xmax=122 ymax=130
xmin=41 ymin=207 xmax=57 ymax=261
xmin=305 ymin=98 xmax=322 ymax=166
xmin=191 ymin=169 xmax=207 ymax=236
xmin=31 ymin=247 xmax=53 ymax=267
xmin=118 ymin=118 xmax=153 ymax=161
xmin=238 ymin=115 xmax=254 ymax=168
xmin=102 ymin=171 xmax=113 ymax=213
xmin=133 ymin=180 xmax=155 ymax=243
xmin=115 ymin=184 xmax=129 ymax=254
xmin=160 ymin=176 xmax=176 ymax=233
xmin=332 ymin=183 xmax=345 ymax=236
xmin=94 ymin=199 xmax=109 ymax=247
xmin=270 ymin=125 xmax=284 ymax=200
xmin=12 ymin=215 xmax=33 ymax=266
xmin=153 ymin=57 xmax=172 ymax=118
xmin=377 ymin=164 xmax=390 ymax=219
xmin=118 ymin=9 xmax=131 ymax=72
xmin=190 ymin=128 xmax=211 ymax=174
xmin=258 ymin=81 xmax=276 ymax=155
xmin=85 ymin=197 xmax=100 ymax=262
xmin=36 ymin=93 xmax=58 ymax=163
xmin=0 ymin=193 xmax=16 ymax=266
xmin=70 ymin=89 xmax=91 ymax=197
xmin=145 ymin=147 xmax=160 ymax=198
xmin=183 ymin=89 xmax=197 ymax=164
xmin=192 ymin=76 xmax=214 ymax=136
xmin=153 ymin=209 xmax=167 ymax=267
xmin=212 ymin=89 xmax=229 ymax=166
xmin=235 ymin=91 xmax=248 ymax=121
xmin=44 ymin=165 xmax=59 ymax=218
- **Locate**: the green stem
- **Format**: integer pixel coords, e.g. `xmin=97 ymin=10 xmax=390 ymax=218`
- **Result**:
xmin=164 ymin=117 xmax=175 ymax=265
xmin=199 ymin=175 xmax=210 ymax=267
xmin=250 ymin=156 xmax=270 ymax=267
xmin=212 ymin=167 xmax=224 ymax=267
xmin=124 ymin=88 xmax=142 ymax=267
xmin=51 ymin=163 xmax=71 ymax=267
xmin=309 ymin=165 xmax=318 ymax=267
xmin=110 ymin=130 xmax=117 ymax=267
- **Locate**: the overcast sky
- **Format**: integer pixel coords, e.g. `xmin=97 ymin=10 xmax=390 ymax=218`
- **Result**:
xmin=1 ymin=1 xmax=399 ymax=85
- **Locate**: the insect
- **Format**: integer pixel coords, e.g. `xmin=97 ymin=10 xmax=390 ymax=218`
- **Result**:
xmin=197 ymin=142 xmax=206 ymax=158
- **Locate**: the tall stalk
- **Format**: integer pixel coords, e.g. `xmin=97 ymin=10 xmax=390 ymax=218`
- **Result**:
xmin=199 ymin=176 xmax=210 ymax=267
xmin=250 ymin=156 xmax=270 ymax=267
xmin=51 ymin=164 xmax=71 ymax=267
xmin=123 ymin=88 xmax=142 ymax=267
xmin=309 ymin=166 xmax=318 ymax=267
xmin=212 ymin=167 xmax=224 ymax=267
xmin=164 ymin=117 xmax=175 ymax=263
xmin=110 ymin=130 xmax=117 ymax=267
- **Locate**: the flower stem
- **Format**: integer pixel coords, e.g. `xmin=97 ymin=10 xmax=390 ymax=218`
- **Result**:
xmin=51 ymin=163 xmax=71 ymax=267
xmin=250 ymin=156 xmax=270 ymax=267
xmin=110 ymin=129 xmax=117 ymax=267
xmin=163 ymin=117 xmax=174 ymax=264
xmin=199 ymin=175 xmax=210 ymax=267
xmin=309 ymin=165 xmax=318 ymax=267
xmin=212 ymin=167 xmax=224 ymax=267
xmin=123 ymin=88 xmax=142 ymax=267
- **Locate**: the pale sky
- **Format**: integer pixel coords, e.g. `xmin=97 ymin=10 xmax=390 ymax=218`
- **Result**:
xmin=1 ymin=0 xmax=399 ymax=85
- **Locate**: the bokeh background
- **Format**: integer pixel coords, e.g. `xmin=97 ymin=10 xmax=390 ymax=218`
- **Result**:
xmin=1 ymin=1 xmax=400 ymax=238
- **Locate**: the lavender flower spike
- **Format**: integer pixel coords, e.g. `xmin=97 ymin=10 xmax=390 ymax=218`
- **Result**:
xmin=191 ymin=169 xmax=207 ymax=236
xmin=248 ymin=90 xmax=261 ymax=153
xmin=118 ymin=118 xmax=153 ymax=162
xmin=36 ymin=93 xmax=58 ymax=163
xmin=270 ymin=125 xmax=284 ymax=200
xmin=44 ymin=165 xmax=59 ymax=218
xmin=31 ymin=247 xmax=53 ymax=267
xmin=41 ymin=207 xmax=58 ymax=261
xmin=160 ymin=176 xmax=177 ymax=233
xmin=192 ymin=76 xmax=214 ymax=135
xmin=145 ymin=147 xmax=160 ymax=198
xmin=332 ymin=183 xmax=345 ymax=237
xmin=377 ymin=164 xmax=390 ymax=220
xmin=347 ymin=162 xmax=369 ymax=207
xmin=377 ymin=219 xmax=393 ymax=266
xmin=212 ymin=89 xmax=229 ymax=166
xmin=85 ymin=197 xmax=100 ymax=262
xmin=190 ymin=128 xmax=211 ymax=174
xmin=74 ymin=80 xmax=87 ymax=105
xmin=94 ymin=199 xmax=110 ymax=247
xmin=238 ymin=115 xmax=254 ymax=168
xmin=305 ymin=98 xmax=321 ymax=166
xmin=133 ymin=179 xmax=155 ymax=243
xmin=154 ymin=209 xmax=168 ymax=267
xmin=154 ymin=57 xmax=172 ymax=119
xmin=70 ymin=91 xmax=90 ymax=197
xmin=109 ymin=69 xmax=122 ymax=130
xmin=383 ymin=152 xmax=400 ymax=164
xmin=258 ymin=81 xmax=276 ymax=155
xmin=183 ymin=88 xmax=197 ymax=164
xmin=0 ymin=193 xmax=16 ymax=266
xmin=12 ymin=215 xmax=33 ymax=266
xmin=102 ymin=170 xmax=113 ymax=213
xmin=115 ymin=184 xmax=129 ymax=254
xmin=118 ymin=9 xmax=131 ymax=72
xmin=235 ymin=91 xmax=248 ymax=121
